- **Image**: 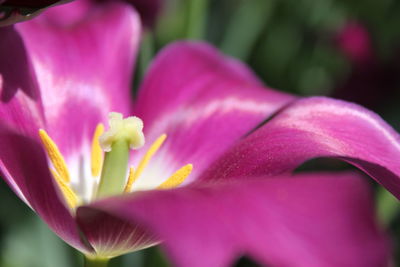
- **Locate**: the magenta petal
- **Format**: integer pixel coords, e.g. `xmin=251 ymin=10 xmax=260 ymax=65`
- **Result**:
xmin=76 ymin=207 xmax=156 ymax=257
xmin=135 ymin=41 xmax=264 ymax=124
xmin=79 ymin=172 xmax=388 ymax=267
xmin=13 ymin=0 xmax=141 ymax=156
xmin=200 ymin=97 xmax=400 ymax=198
xmin=133 ymin=42 xmax=295 ymax=182
xmin=0 ymin=127 xmax=92 ymax=253
xmin=0 ymin=26 xmax=44 ymax=137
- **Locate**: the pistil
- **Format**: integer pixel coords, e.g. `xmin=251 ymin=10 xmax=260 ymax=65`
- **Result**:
xmin=96 ymin=139 xmax=130 ymax=198
xmin=95 ymin=113 xmax=144 ymax=198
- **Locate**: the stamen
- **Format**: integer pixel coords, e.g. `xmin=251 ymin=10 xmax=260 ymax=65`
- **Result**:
xmin=132 ymin=134 xmax=167 ymax=182
xmin=50 ymin=169 xmax=79 ymax=209
xmin=39 ymin=129 xmax=70 ymax=183
xmin=91 ymin=123 xmax=104 ymax=177
xmin=157 ymin=164 xmax=193 ymax=189
xmin=123 ymin=167 xmax=137 ymax=193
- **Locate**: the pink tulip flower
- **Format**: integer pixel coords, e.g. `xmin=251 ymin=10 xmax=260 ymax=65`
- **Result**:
xmin=0 ymin=1 xmax=394 ymax=266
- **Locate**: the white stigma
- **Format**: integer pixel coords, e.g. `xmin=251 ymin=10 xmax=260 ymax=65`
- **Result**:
xmin=99 ymin=112 xmax=145 ymax=152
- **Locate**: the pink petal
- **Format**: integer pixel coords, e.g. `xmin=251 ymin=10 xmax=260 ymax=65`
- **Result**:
xmin=76 ymin=207 xmax=156 ymax=257
xmin=0 ymin=26 xmax=45 ymax=199
xmin=0 ymin=127 xmax=92 ymax=253
xmin=133 ymin=42 xmax=295 ymax=183
xmin=13 ymin=0 xmax=141 ymax=156
xmin=200 ymin=97 xmax=400 ymax=199
xmin=0 ymin=26 xmax=44 ymax=137
xmin=79 ymin=172 xmax=388 ymax=267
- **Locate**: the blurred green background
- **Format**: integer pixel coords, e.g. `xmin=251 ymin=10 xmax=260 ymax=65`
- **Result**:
xmin=1 ymin=0 xmax=400 ymax=266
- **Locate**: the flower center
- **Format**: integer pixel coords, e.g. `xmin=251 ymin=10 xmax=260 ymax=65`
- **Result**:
xmin=38 ymin=112 xmax=193 ymax=210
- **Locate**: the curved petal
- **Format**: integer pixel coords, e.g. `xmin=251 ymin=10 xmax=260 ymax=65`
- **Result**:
xmin=0 ymin=26 xmax=45 ymax=198
xmin=0 ymin=26 xmax=45 ymax=137
xmin=76 ymin=207 xmax=156 ymax=257
xmin=132 ymin=42 xmax=295 ymax=188
xmin=0 ymin=126 xmax=92 ymax=253
xmin=78 ymin=172 xmax=388 ymax=267
xmin=200 ymin=96 xmax=400 ymax=199
xmin=14 ymin=0 xmax=141 ymax=156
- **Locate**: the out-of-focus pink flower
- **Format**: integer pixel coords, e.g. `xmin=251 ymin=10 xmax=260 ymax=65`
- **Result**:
xmin=335 ymin=21 xmax=374 ymax=66
xmin=0 ymin=2 xmax=396 ymax=266
xmin=333 ymin=21 xmax=399 ymax=109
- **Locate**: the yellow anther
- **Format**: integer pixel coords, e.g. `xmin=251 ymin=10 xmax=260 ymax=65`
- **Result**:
xmin=50 ymin=169 xmax=79 ymax=209
xmin=132 ymin=134 xmax=167 ymax=181
xmin=158 ymin=164 xmax=193 ymax=190
xmin=39 ymin=129 xmax=70 ymax=183
xmin=91 ymin=123 xmax=104 ymax=177
xmin=123 ymin=167 xmax=137 ymax=193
